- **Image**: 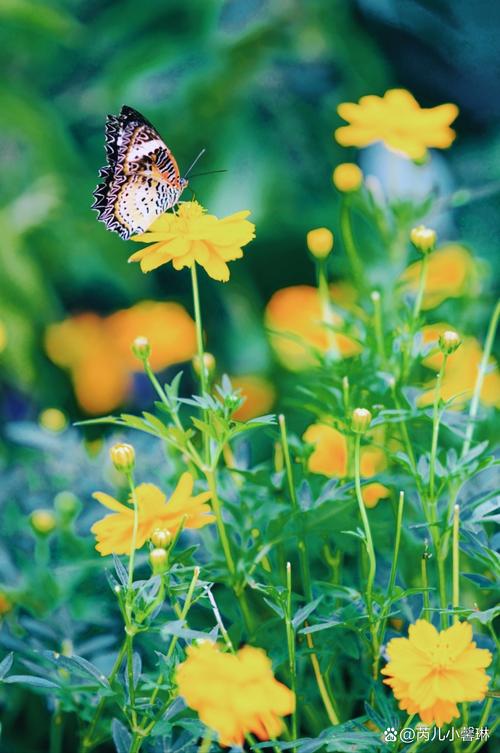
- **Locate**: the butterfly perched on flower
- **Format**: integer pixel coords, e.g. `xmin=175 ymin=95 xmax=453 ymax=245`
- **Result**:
xmin=93 ymin=106 xmax=188 ymax=239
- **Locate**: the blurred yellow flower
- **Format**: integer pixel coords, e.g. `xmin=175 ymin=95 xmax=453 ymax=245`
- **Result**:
xmin=45 ymin=301 xmax=196 ymax=414
xmin=31 ymin=509 xmax=57 ymax=535
xmin=335 ymin=89 xmax=459 ymax=160
xmin=39 ymin=408 xmax=68 ymax=433
xmin=382 ymin=620 xmax=492 ymax=727
xmin=0 ymin=321 xmax=7 ymax=353
xmin=303 ymin=423 xmax=389 ymax=507
xmin=176 ymin=642 xmax=295 ymax=746
xmin=306 ymin=227 xmax=334 ymax=259
xmin=332 ymin=163 xmax=363 ymax=192
xmin=265 ymin=285 xmax=361 ymax=371
xmin=231 ymin=375 xmax=276 ymax=421
xmin=419 ymin=323 xmax=500 ymax=408
xmin=91 ymin=473 xmax=213 ymax=556
xmin=401 ymin=245 xmax=478 ymax=309
xmin=128 ymin=201 xmax=255 ymax=282
xmin=0 ymin=592 xmax=12 ymax=617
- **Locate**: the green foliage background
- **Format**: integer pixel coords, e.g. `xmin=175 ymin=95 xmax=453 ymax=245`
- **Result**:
xmin=1 ymin=2 xmax=499 ymax=753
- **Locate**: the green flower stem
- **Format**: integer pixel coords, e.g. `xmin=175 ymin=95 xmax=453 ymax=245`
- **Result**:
xmin=126 ymin=472 xmax=139 ymax=592
xmin=125 ymin=631 xmax=137 ymax=727
xmin=205 ymin=468 xmax=253 ymax=633
xmin=339 ymin=198 xmax=367 ymax=294
xmin=317 ymin=259 xmax=339 ymax=359
xmin=452 ymin=504 xmax=460 ymax=623
xmin=80 ymin=641 xmax=128 ymax=751
xmin=278 ymin=414 xmax=312 ymax=601
xmin=49 ymin=702 xmax=63 ymax=753
xmin=375 ymin=491 xmax=404 ymax=672
xmin=142 ymin=359 xmax=203 ymax=469
xmin=190 ymin=262 xmax=210 ymax=465
xmin=428 ymin=354 xmax=448 ymax=502
xmin=353 ymin=434 xmax=377 ymax=664
xmin=132 ymin=568 xmax=201 ymax=752
xmin=462 ymin=298 xmax=500 ymax=457
xmin=421 ymin=549 xmax=431 ymax=621
xmin=371 ymin=291 xmax=386 ymax=367
xmin=304 ymin=629 xmax=340 ymax=725
xmin=401 ymin=250 xmax=429 ymax=381
xmin=197 ymin=732 xmax=213 ymax=753
xmin=285 ymin=562 xmax=298 ymax=749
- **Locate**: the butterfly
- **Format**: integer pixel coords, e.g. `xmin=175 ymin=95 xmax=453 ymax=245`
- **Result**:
xmin=92 ymin=105 xmax=188 ymax=240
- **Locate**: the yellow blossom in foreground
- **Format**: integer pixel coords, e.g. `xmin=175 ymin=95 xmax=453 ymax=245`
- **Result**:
xmin=91 ymin=473 xmax=213 ymax=555
xmin=400 ymin=245 xmax=478 ymax=309
xmin=303 ymin=423 xmax=389 ymax=507
xmin=128 ymin=201 xmax=255 ymax=282
xmin=231 ymin=375 xmax=276 ymax=421
xmin=265 ymin=285 xmax=361 ymax=371
xmin=335 ymin=89 xmax=459 ymax=160
xmin=332 ymin=163 xmax=363 ymax=192
xmin=382 ymin=620 xmax=492 ymax=726
xmin=419 ymin=324 xmax=500 ymax=408
xmin=45 ymin=301 xmax=196 ymax=414
xmin=176 ymin=642 xmax=295 ymax=746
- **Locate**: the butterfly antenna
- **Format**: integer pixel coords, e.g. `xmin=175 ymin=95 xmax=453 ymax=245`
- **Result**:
xmin=184 ymin=148 xmax=207 ymax=179
xmin=189 ymin=169 xmax=228 ymax=178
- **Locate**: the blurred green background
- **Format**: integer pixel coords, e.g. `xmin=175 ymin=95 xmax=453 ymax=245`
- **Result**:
xmin=1 ymin=0 xmax=500 ymax=424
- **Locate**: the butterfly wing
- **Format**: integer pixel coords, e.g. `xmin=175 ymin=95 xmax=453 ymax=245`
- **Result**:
xmin=93 ymin=106 xmax=185 ymax=239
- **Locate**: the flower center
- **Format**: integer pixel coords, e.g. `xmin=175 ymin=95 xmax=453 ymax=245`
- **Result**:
xmin=177 ymin=201 xmax=205 ymax=220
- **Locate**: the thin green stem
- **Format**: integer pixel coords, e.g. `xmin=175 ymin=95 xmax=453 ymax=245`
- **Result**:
xmin=285 ymin=562 xmax=298 ymax=749
xmin=126 ymin=632 xmax=137 ymax=726
xmin=462 ymin=299 xmax=500 ymax=457
xmin=205 ymin=468 xmax=236 ymax=577
xmin=353 ymin=434 xmax=378 ymax=673
xmin=339 ymin=198 xmax=367 ymax=294
xmin=452 ymin=504 xmax=460 ymax=623
xmin=420 ymin=550 xmax=430 ymax=621
xmin=191 ymin=264 xmax=208 ymax=397
xmin=371 ymin=291 xmax=386 ymax=367
xmin=50 ymin=703 xmax=63 ymax=753
xmin=81 ymin=641 xmax=128 ymax=751
xmin=376 ymin=491 xmax=404 ymax=660
xmin=401 ymin=251 xmax=429 ymax=381
xmin=126 ymin=472 xmax=139 ymax=592
xmin=279 ymin=414 xmax=313 ymax=601
xmin=429 ymin=355 xmax=448 ymax=502
xmin=317 ymin=259 xmax=339 ymax=359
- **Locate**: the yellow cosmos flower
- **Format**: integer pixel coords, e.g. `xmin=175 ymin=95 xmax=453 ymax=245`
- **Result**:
xmin=128 ymin=201 xmax=255 ymax=282
xmin=401 ymin=244 xmax=478 ymax=310
xmin=91 ymin=473 xmax=214 ymax=556
xmin=303 ymin=423 xmax=389 ymax=507
xmin=265 ymin=285 xmax=361 ymax=371
xmin=45 ymin=301 xmax=196 ymax=414
xmin=335 ymin=89 xmax=459 ymax=160
xmin=419 ymin=324 xmax=500 ymax=408
xmin=382 ymin=620 xmax=492 ymax=727
xmin=230 ymin=375 xmax=276 ymax=421
xmin=176 ymin=642 xmax=295 ymax=747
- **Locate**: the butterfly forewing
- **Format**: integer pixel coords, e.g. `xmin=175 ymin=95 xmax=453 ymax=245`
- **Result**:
xmin=93 ymin=106 xmax=185 ymax=239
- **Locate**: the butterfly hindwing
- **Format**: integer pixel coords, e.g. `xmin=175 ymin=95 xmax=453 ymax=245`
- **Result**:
xmin=92 ymin=106 xmax=186 ymax=239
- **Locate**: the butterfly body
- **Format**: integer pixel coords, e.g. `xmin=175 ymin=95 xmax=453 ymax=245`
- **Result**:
xmin=93 ymin=106 xmax=187 ymax=239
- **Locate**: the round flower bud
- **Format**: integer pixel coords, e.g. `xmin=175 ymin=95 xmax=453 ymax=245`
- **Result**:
xmin=54 ymin=491 xmax=79 ymax=520
xmin=39 ymin=408 xmax=67 ymax=433
xmin=332 ymin=163 xmax=363 ymax=193
xmin=31 ymin=509 xmax=57 ymax=535
xmin=131 ymin=336 xmax=151 ymax=361
xmin=109 ymin=443 xmax=135 ymax=473
xmin=410 ymin=225 xmax=437 ymax=253
xmin=149 ymin=547 xmax=169 ymax=574
xmin=352 ymin=408 xmax=372 ymax=434
xmin=439 ymin=330 xmax=461 ymax=355
xmin=306 ymin=227 xmax=334 ymax=259
xmin=150 ymin=528 xmax=172 ymax=549
xmin=192 ymin=352 xmax=216 ymax=378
